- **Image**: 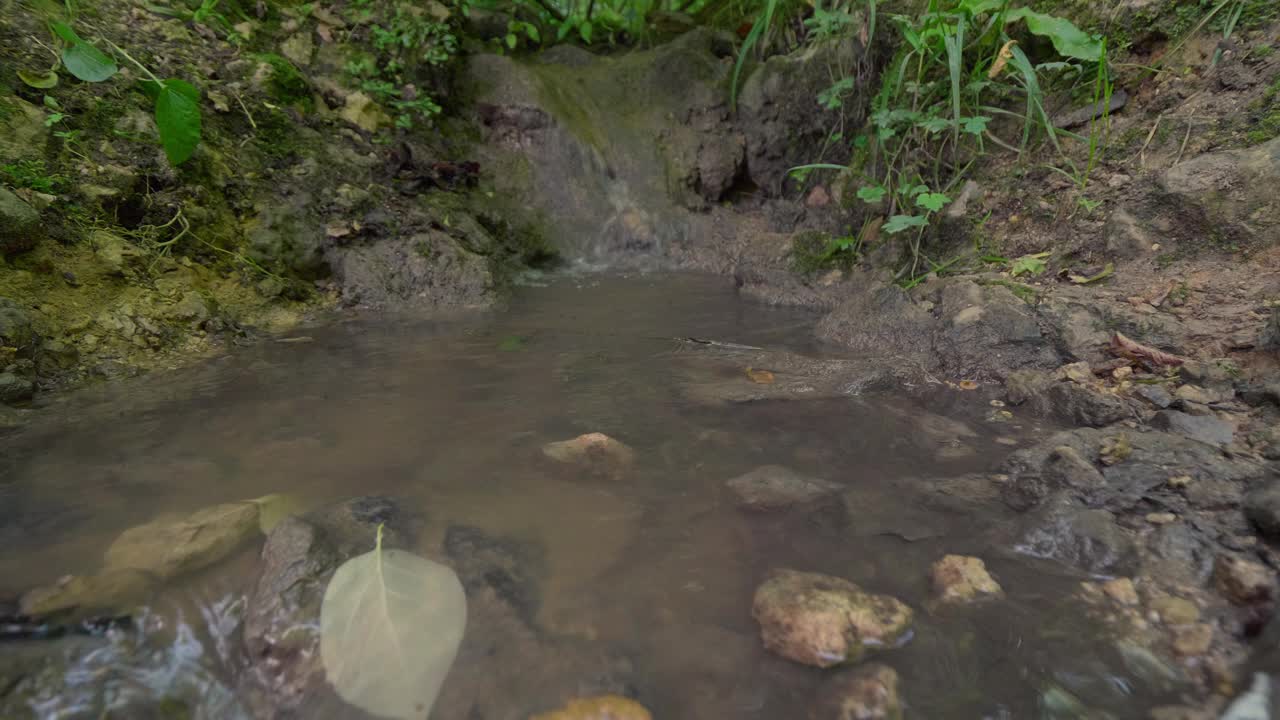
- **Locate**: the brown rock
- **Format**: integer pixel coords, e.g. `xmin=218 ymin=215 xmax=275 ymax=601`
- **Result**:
xmin=19 ymin=568 xmax=156 ymax=620
xmin=1102 ymin=578 xmax=1139 ymax=606
xmin=104 ymin=501 xmax=260 ymax=580
xmin=930 ymin=555 xmax=1004 ymax=605
xmin=1170 ymin=623 xmax=1213 ymax=656
xmin=542 ymin=433 xmax=636 ymax=478
xmin=1212 ymin=555 xmax=1275 ymax=606
xmin=810 ymin=663 xmax=902 ymax=720
xmin=752 ymin=569 xmax=914 ymax=668
xmin=1150 ymin=595 xmax=1200 ymax=625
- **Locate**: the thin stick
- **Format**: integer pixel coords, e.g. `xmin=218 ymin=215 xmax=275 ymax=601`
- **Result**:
xmin=1174 ymin=118 xmax=1193 ymax=165
xmin=1134 ymin=112 xmax=1164 ymax=168
xmin=234 ymin=92 xmax=257 ymax=130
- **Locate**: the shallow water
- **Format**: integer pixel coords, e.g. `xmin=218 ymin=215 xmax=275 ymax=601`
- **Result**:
xmin=1 ymin=273 xmax=1186 ymax=718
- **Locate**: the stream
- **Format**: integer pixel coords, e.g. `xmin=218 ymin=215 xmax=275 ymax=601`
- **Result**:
xmin=1 ymin=272 xmax=1191 ymax=718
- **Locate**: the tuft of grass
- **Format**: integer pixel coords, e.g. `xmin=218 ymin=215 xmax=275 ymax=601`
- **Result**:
xmin=1 ymin=159 xmax=67 ymax=194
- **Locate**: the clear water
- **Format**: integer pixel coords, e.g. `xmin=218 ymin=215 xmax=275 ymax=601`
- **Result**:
xmin=0 ymin=273 xmax=1186 ymax=718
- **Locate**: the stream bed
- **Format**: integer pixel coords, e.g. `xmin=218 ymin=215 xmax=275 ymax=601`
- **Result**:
xmin=0 ymin=273 xmax=1192 ymax=718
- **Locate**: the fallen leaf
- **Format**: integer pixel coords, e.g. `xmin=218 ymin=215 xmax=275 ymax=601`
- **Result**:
xmin=988 ymin=40 xmax=1018 ymax=79
xmin=1069 ymin=263 xmax=1114 ymax=285
xmin=957 ymin=380 xmax=978 ymax=390
xmin=745 ymin=367 xmax=776 ymax=384
xmin=1109 ymin=332 xmax=1185 ymax=368
xmin=326 ymin=222 xmax=352 ymax=239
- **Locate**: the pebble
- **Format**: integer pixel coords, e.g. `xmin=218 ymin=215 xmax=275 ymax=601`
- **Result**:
xmin=1101 ymin=578 xmax=1139 ymax=606
xmin=1171 ymin=623 xmax=1213 ymax=656
xmin=1168 ymin=475 xmax=1193 ymax=489
xmin=1146 ymin=512 xmax=1178 ymax=525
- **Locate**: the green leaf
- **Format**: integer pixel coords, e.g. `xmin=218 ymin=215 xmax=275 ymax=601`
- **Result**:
xmin=906 ymin=184 xmax=930 ymax=197
xmin=578 ymin=19 xmax=593 ymax=44
xmin=958 ymin=0 xmax=1004 ymax=16
xmin=505 ymin=32 xmax=517 ymax=48
xmin=1009 ymin=251 xmax=1050 ymax=277
xmin=53 ymin=22 xmax=118 ymax=82
xmin=524 ymin=23 xmax=540 ymax=42
xmin=961 ymin=115 xmax=991 ymax=135
xmin=62 ymin=42 xmax=119 ymax=82
xmin=1068 ymin=262 xmax=1114 ymax=285
xmin=18 ymin=68 xmax=59 ymax=89
xmin=498 ymin=335 xmax=526 ymax=351
xmin=154 ymin=79 xmax=202 ymax=166
xmin=916 ymin=192 xmax=950 ymax=213
xmin=320 ymin=525 xmax=466 ymax=720
xmin=883 ymin=214 xmax=928 ymax=234
xmin=916 ymin=116 xmax=949 ymax=134
xmin=1004 ymin=8 xmax=1103 ymax=61
xmin=856 ymin=185 xmax=887 ymax=204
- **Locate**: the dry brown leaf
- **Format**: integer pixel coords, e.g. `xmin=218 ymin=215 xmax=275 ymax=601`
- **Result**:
xmin=745 ymin=367 xmax=776 ymax=384
xmin=988 ymin=40 xmax=1018 ymax=79
xmin=957 ymin=380 xmax=978 ymax=390
xmin=1109 ymin=332 xmax=1185 ymax=368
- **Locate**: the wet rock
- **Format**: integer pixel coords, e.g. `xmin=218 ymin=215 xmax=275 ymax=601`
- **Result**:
xmin=1045 ymin=445 xmax=1107 ymax=493
xmin=444 ymin=524 xmax=546 ymax=622
xmin=933 ymin=280 xmax=1056 ymax=379
xmin=1150 ymin=594 xmax=1201 ymax=625
xmin=0 ymin=96 xmax=50 ymax=163
xmin=1160 ymin=135 xmax=1280 ymax=245
xmin=1102 ymin=578 xmax=1140 ymax=606
xmin=809 ymin=663 xmax=902 ymax=720
xmin=241 ymin=516 xmax=339 ymax=712
xmin=330 ymin=230 xmax=498 ymax=309
xmin=1171 ymin=622 xmax=1214 ymax=656
xmin=1245 ymin=482 xmax=1280 ymax=539
xmin=726 ymin=465 xmax=842 ymax=511
xmin=1014 ymin=494 xmax=1134 ymax=574
xmin=751 ymin=569 xmax=913 ymax=668
xmin=1004 ymin=370 xmax=1128 ymax=427
xmin=542 ymin=432 xmax=636 ymax=478
xmin=530 ymin=695 xmax=653 ymax=720
xmin=0 ymin=298 xmax=37 ymax=356
xmin=930 ymin=555 xmax=1004 ymax=605
xmin=1151 ymin=410 xmax=1234 ymax=448
xmin=104 ymin=501 xmax=260 ymax=580
xmin=815 ymin=284 xmax=933 ymax=362
xmin=1185 ymin=479 xmax=1242 ymax=510
xmin=1212 ymin=555 xmax=1275 ymax=606
xmin=739 ymin=39 xmax=867 ymax=194
xmin=0 ymin=188 xmax=42 ymax=256
xmin=0 ymin=373 xmax=34 ymax=404
xmin=1144 ymin=523 xmax=1216 ymax=585
xmin=19 ymin=569 xmax=156 ymax=620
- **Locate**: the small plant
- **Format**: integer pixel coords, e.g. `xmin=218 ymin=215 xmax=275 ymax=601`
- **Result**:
xmin=36 ymin=18 xmax=203 ymax=166
xmin=1 ymin=159 xmax=67 ymax=194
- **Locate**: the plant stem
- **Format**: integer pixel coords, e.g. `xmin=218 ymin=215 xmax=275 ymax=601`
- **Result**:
xmin=104 ymin=39 xmax=165 ymax=86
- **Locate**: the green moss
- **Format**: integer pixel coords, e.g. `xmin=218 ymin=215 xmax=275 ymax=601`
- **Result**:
xmin=254 ymin=53 xmax=311 ymax=107
xmin=1244 ymin=77 xmax=1280 ymax=145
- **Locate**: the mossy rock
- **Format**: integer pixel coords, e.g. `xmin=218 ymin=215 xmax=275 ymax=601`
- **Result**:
xmin=0 ymin=188 xmax=43 ymax=256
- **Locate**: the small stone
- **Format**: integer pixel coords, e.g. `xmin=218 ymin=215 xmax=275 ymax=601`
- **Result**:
xmin=1171 ymin=622 xmax=1213 ymax=656
xmin=1150 ymin=595 xmax=1200 ymax=625
xmin=1212 ymin=555 xmax=1275 ymax=606
xmin=1245 ymin=482 xmax=1280 ymax=539
xmin=1044 ymin=445 xmax=1105 ymax=491
xmin=104 ymin=501 xmax=261 ymax=580
xmin=805 ymin=185 xmax=831 ymax=208
xmin=542 ymin=432 xmax=635 ymax=478
xmin=0 ymin=187 xmax=43 ymax=256
xmin=1059 ymin=361 xmax=1093 ymax=384
xmin=1135 ymin=384 xmax=1174 ymax=409
xmin=1146 ymin=512 xmax=1178 ymax=525
xmin=1168 ymin=475 xmax=1192 ymax=489
xmin=810 ymin=663 xmax=902 ymax=720
xmin=1102 ymin=578 xmax=1139 ymax=606
xmin=1174 ymin=385 xmax=1215 ymax=405
xmin=930 ymin=555 xmax=1004 ymax=605
xmin=1113 ymin=366 xmax=1134 ymax=380
xmin=0 ymin=372 xmax=34 ymax=404
xmin=1150 ymin=410 xmax=1234 ymax=448
xmin=752 ymin=569 xmax=913 ymax=668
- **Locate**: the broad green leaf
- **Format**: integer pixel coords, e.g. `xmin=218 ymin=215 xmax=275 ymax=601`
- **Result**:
xmin=52 ymin=22 xmax=118 ymax=82
xmin=1004 ymin=8 xmax=1103 ymax=61
xmin=154 ymin=79 xmax=202 ymax=165
xmin=883 ymin=214 xmax=928 ymax=234
xmin=505 ymin=32 xmax=518 ymax=49
xmin=916 ymin=192 xmax=950 ymax=212
xmin=62 ymin=42 xmax=119 ymax=82
xmin=320 ymin=525 xmax=467 ymax=720
xmin=578 ymin=20 xmax=593 ymax=44
xmin=856 ymin=185 xmax=887 ymax=204
xmin=917 ymin=116 xmax=949 ymax=134
xmin=1068 ymin=262 xmax=1114 ymax=285
xmin=18 ymin=68 xmax=59 ymax=89
xmin=958 ymin=0 xmax=1004 ymax=16
xmin=907 ymin=184 xmax=930 ymax=197
xmin=524 ymin=23 xmax=540 ymax=42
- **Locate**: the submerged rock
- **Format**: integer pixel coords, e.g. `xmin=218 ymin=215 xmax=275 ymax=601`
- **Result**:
xmin=1244 ymin=482 xmax=1280 ymax=539
xmin=930 ymin=555 xmax=1004 ymax=605
xmin=751 ymin=569 xmax=913 ymax=668
xmin=1212 ymin=555 xmax=1275 ymax=607
xmin=809 ymin=663 xmax=902 ymax=720
xmin=0 ymin=373 xmax=34 ymax=404
xmin=19 ymin=568 xmax=156 ymax=620
xmin=1014 ymin=494 xmax=1134 ymax=574
xmin=726 ymin=465 xmax=842 ymax=511
xmin=542 ymin=432 xmax=636 ymax=478
xmin=529 ymin=695 xmax=653 ymax=720
xmin=104 ymin=501 xmax=260 ymax=580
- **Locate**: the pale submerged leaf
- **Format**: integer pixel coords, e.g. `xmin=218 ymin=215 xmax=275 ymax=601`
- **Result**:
xmin=320 ymin=525 xmax=467 ymax=719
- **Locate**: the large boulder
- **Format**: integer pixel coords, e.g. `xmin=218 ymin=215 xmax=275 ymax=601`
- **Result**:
xmin=739 ymin=37 xmax=869 ymax=195
xmin=751 ymin=569 xmax=913 ymax=668
xmin=1160 ymin=136 xmax=1280 ymax=246
xmin=0 ymin=188 xmax=42 ymax=256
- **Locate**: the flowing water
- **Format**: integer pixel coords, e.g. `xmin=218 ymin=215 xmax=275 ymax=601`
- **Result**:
xmin=1 ymin=273 xmax=1187 ymax=719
